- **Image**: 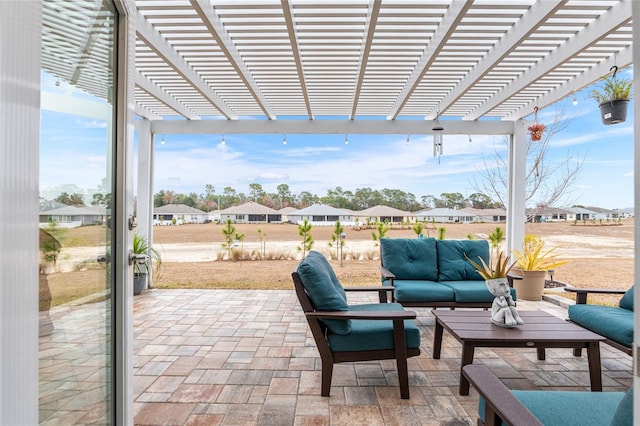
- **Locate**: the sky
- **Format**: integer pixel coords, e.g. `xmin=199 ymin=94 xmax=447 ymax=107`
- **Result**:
xmin=40 ymin=70 xmax=635 ymax=210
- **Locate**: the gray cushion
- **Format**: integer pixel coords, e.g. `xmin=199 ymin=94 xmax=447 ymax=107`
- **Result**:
xmin=436 ymin=239 xmax=489 ymax=281
xmin=296 ymin=251 xmax=350 ymax=334
xmin=380 ymin=238 xmax=438 ymax=281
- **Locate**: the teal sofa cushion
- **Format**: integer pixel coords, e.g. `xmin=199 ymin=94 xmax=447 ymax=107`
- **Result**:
xmin=437 ymin=239 xmax=489 ymax=281
xmin=618 ymin=285 xmax=634 ymax=311
xmin=479 ymin=391 xmax=626 ymax=426
xmin=381 ymin=238 xmax=438 ymax=281
xmin=296 ymin=251 xmax=350 ymax=335
xmin=568 ymin=304 xmax=633 ymax=348
xmin=440 ymin=280 xmax=516 ymax=303
xmin=610 ymin=387 xmax=633 ymax=426
xmin=392 ymin=280 xmax=454 ymax=303
xmin=327 ymin=303 xmax=420 ymax=352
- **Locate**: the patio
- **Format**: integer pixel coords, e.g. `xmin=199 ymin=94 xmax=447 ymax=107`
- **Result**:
xmin=41 ymin=289 xmax=632 ymax=425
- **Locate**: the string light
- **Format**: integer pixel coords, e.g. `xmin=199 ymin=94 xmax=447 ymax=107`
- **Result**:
xmin=344 ymin=134 xmax=349 ymax=145
xmin=283 ymin=133 xmax=287 ymax=145
xmin=572 ymin=93 xmax=578 ymax=106
xmin=220 ymin=133 xmax=225 ymax=145
xmin=406 ymin=134 xmax=410 ymax=144
xmin=160 ymin=134 xmax=165 ymax=145
xmin=468 ymin=134 xmax=472 ymax=143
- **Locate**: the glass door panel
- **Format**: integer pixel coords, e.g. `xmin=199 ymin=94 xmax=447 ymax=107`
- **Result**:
xmin=39 ymin=1 xmax=117 ymax=423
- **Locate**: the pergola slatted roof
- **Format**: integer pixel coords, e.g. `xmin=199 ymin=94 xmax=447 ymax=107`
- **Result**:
xmin=43 ymin=0 xmax=633 ymax=127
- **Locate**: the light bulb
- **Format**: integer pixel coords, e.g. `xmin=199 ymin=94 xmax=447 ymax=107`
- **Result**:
xmin=160 ymin=135 xmax=165 ymax=145
xmin=221 ymin=133 xmax=225 ymax=145
xmin=283 ymin=134 xmax=287 ymax=145
xmin=406 ymin=134 xmax=410 ymax=144
xmin=572 ymin=94 xmax=578 ymax=106
xmin=344 ymin=134 xmax=349 ymax=145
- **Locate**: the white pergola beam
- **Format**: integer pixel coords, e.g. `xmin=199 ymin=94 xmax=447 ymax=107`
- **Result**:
xmin=135 ymin=10 xmax=236 ymax=120
xmin=281 ymin=0 xmax=313 ymax=120
xmin=465 ymin=0 xmax=632 ymax=120
xmin=151 ymin=119 xmax=514 ymax=135
xmin=504 ymin=45 xmax=632 ymax=121
xmin=386 ymin=0 xmax=472 ymax=120
xmin=428 ymin=0 xmax=566 ymax=120
xmin=135 ymin=102 xmax=162 ymax=121
xmin=350 ymin=0 xmax=380 ymax=120
xmin=135 ymin=70 xmax=199 ymax=120
xmin=191 ymin=0 xmax=275 ymax=120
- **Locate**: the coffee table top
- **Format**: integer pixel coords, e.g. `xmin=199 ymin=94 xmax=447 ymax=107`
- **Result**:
xmin=432 ymin=310 xmax=605 ymax=343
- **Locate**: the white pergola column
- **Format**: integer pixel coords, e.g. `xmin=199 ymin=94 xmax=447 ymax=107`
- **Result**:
xmin=135 ymin=119 xmax=154 ymax=285
xmin=506 ymin=120 xmax=527 ymax=254
xmin=0 ymin=1 xmax=41 ymax=424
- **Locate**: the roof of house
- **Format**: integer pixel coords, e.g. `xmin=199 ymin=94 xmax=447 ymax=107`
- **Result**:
xmin=416 ymin=208 xmax=475 ymax=217
xmin=356 ymin=205 xmax=413 ymax=217
xmin=220 ymin=201 xmax=279 ymax=215
xmin=41 ymin=205 xmax=107 ymax=215
xmin=154 ymin=204 xmax=207 ymax=214
xmin=291 ymin=204 xmax=352 ymax=216
xmin=278 ymin=206 xmax=298 ymax=214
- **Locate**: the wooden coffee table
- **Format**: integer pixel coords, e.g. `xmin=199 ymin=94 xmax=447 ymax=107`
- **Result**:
xmin=432 ymin=310 xmax=605 ymax=395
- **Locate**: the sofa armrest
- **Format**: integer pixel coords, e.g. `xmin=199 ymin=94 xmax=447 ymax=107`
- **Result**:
xmin=462 ymin=365 xmax=542 ymax=426
xmin=564 ymin=286 xmax=627 ymax=304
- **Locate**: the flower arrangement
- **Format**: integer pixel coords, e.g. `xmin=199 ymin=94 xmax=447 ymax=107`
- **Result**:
xmin=527 ymin=122 xmax=546 ymax=141
xmin=466 ymin=250 xmax=514 ymax=280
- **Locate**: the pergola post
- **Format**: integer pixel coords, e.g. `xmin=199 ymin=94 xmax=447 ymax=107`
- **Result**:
xmin=136 ymin=118 xmax=155 ymax=286
xmin=506 ymin=120 xmax=527 ymax=254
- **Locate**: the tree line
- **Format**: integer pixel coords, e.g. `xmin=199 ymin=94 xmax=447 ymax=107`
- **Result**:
xmin=153 ymin=183 xmax=504 ymax=212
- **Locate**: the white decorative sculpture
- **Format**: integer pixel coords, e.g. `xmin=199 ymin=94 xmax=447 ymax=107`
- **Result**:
xmin=486 ymin=278 xmax=524 ymax=328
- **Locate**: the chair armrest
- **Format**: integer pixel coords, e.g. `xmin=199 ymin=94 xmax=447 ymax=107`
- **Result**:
xmin=462 ymin=365 xmax=543 ymax=426
xmin=344 ymin=286 xmax=394 ymax=293
xmin=379 ymin=265 xmax=396 ymax=281
xmin=564 ymin=286 xmax=627 ymax=304
xmin=306 ymin=310 xmax=417 ymax=321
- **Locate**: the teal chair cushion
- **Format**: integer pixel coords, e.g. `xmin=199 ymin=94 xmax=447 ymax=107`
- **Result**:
xmin=380 ymin=238 xmax=438 ymax=281
xmin=296 ymin=251 xmax=350 ymax=335
xmin=327 ymin=302 xmax=420 ymax=352
xmin=618 ymin=285 xmax=634 ymax=311
xmin=610 ymin=387 xmax=633 ymax=426
xmin=440 ymin=280 xmax=516 ymax=303
xmin=436 ymin=239 xmax=489 ymax=281
xmin=568 ymin=304 xmax=633 ymax=348
xmin=479 ymin=391 xmax=626 ymax=426
xmin=391 ymin=280 xmax=454 ymax=302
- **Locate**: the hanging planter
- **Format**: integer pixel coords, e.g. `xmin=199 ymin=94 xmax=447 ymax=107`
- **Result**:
xmin=588 ymin=65 xmax=632 ymax=126
xmin=527 ymin=107 xmax=545 ymax=142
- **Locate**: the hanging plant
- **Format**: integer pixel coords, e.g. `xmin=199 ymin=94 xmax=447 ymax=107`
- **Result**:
xmin=527 ymin=107 xmax=545 ymax=141
xmin=588 ymin=65 xmax=632 ymax=125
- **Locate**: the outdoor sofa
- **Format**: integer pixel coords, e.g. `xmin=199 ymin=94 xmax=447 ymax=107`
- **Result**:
xmin=379 ymin=238 xmax=517 ymax=308
xmin=565 ymin=285 xmax=634 ymax=356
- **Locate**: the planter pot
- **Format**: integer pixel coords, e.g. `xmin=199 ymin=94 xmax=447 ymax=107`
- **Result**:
xmin=134 ymin=272 xmax=147 ymax=295
xmin=530 ymin=129 xmax=544 ymax=141
xmin=599 ymin=99 xmax=629 ymax=125
xmin=513 ymin=270 xmax=547 ymax=301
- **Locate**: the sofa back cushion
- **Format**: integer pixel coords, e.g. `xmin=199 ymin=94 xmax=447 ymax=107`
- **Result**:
xmin=618 ymin=285 xmax=634 ymax=311
xmin=380 ymin=238 xmax=438 ymax=281
xmin=437 ymin=239 xmax=489 ymax=281
xmin=296 ymin=250 xmax=350 ymax=334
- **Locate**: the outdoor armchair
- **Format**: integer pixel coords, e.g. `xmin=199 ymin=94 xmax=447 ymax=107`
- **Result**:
xmin=565 ymin=285 xmax=633 ymax=356
xmin=292 ymin=250 xmax=421 ymax=399
xmin=463 ymin=364 xmax=632 ymax=426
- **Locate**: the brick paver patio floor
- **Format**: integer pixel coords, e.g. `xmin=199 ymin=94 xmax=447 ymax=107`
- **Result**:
xmin=131 ymin=289 xmax=632 ymax=425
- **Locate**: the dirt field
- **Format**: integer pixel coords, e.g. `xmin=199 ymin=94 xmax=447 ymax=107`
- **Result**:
xmin=150 ymin=220 xmax=635 ymax=305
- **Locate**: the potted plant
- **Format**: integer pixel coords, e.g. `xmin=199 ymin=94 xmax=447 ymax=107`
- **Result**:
xmin=511 ymin=235 xmax=568 ymax=301
xmin=588 ymin=73 xmax=632 ymax=125
xmin=527 ymin=122 xmax=546 ymax=141
xmin=466 ymin=251 xmax=523 ymax=327
xmin=133 ymin=233 xmax=162 ymax=295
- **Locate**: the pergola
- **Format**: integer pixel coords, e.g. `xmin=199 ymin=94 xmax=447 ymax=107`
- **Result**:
xmin=42 ymin=0 xmax=634 ymax=253
xmin=12 ymin=0 xmax=635 ymax=422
